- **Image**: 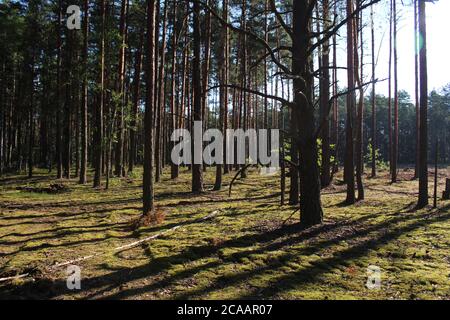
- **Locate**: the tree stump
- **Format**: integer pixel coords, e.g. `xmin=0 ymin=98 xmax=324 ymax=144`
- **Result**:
xmin=443 ymin=179 xmax=450 ymax=200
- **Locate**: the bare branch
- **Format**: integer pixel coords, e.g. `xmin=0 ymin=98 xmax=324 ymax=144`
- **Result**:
xmin=250 ymin=45 xmax=292 ymax=70
xmin=314 ymin=78 xmax=387 ymax=139
xmin=189 ymin=0 xmax=292 ymax=75
xmin=206 ymin=84 xmax=294 ymax=108
xmin=309 ymin=0 xmax=382 ymax=54
xmin=269 ymin=0 xmax=293 ymax=39
xmin=305 ymin=0 xmax=319 ymax=29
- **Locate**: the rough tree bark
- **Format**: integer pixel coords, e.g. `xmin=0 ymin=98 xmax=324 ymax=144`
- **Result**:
xmin=414 ymin=0 xmax=420 ymax=180
xmin=388 ymin=0 xmax=393 ymax=177
xmin=155 ymin=0 xmax=168 ymax=182
xmin=56 ymin=0 xmax=63 ymax=179
xmin=332 ymin=1 xmax=339 ymax=175
xmin=143 ymin=0 xmax=156 ymax=216
xmin=293 ymin=0 xmax=323 ymax=226
xmin=355 ymin=4 xmax=364 ymax=200
xmin=114 ymin=0 xmax=129 ymax=178
xmin=213 ymin=0 xmax=229 ymax=191
xmin=93 ymin=0 xmax=106 ymax=188
xmin=417 ymin=0 xmax=428 ymax=208
xmin=128 ymin=28 xmax=144 ymax=174
xmin=63 ymin=25 xmax=73 ymax=179
xmin=191 ymin=0 xmax=203 ymax=193
xmin=79 ymin=0 xmax=89 ymax=184
xmin=320 ymin=0 xmax=331 ymax=188
xmin=392 ymin=0 xmax=398 ymax=183
xmin=344 ymin=0 xmax=356 ymax=204
xmin=370 ymin=4 xmax=376 ymax=178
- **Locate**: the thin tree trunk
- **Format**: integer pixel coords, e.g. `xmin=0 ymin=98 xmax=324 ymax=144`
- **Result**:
xmin=129 ymin=28 xmax=144 ymax=174
xmin=263 ymin=0 xmax=269 ymax=130
xmin=114 ymin=0 xmax=128 ymax=178
xmin=433 ymin=139 xmax=438 ymax=208
xmin=0 ymin=61 xmax=3 ymax=177
xmin=370 ymin=4 xmax=376 ymax=178
xmin=202 ymin=0 xmax=211 ymax=128
xmin=414 ymin=0 xmax=420 ymax=180
xmin=239 ymin=0 xmax=248 ymax=179
xmin=223 ymin=0 xmax=229 ymax=175
xmin=63 ymin=29 xmax=72 ymax=179
xmin=56 ymin=0 xmax=63 ymax=179
xmin=332 ymin=2 xmax=339 ymax=175
xmin=392 ymin=0 xmax=398 ymax=183
xmin=143 ymin=0 xmax=156 ymax=217
xmin=388 ymin=0 xmax=393 ymax=177
xmin=213 ymin=0 xmax=228 ymax=191
xmin=79 ymin=0 xmax=89 ymax=184
xmin=155 ymin=0 xmax=168 ymax=182
xmin=191 ymin=0 xmax=203 ymax=193
xmin=320 ymin=0 xmax=331 ymax=188
xmin=170 ymin=0 xmax=179 ymax=179
xmin=28 ymin=50 xmax=35 ymax=179
xmin=94 ymin=0 xmax=106 ymax=188
xmin=355 ymin=4 xmax=364 ymax=200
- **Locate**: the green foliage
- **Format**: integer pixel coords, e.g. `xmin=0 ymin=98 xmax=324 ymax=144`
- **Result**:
xmin=364 ymin=140 xmax=388 ymax=170
xmin=316 ymin=138 xmax=335 ymax=168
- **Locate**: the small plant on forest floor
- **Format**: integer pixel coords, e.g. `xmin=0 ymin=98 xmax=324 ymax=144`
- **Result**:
xmin=135 ymin=208 xmax=166 ymax=228
xmin=365 ymin=141 xmax=388 ymax=170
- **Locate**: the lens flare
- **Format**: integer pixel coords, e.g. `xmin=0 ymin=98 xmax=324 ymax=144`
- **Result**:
xmin=416 ymin=32 xmax=424 ymax=55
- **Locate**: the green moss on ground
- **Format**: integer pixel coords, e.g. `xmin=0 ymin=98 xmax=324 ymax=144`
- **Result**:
xmin=0 ymin=167 xmax=449 ymax=300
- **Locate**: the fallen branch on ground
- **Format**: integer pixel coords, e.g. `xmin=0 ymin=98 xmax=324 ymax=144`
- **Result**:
xmin=282 ymin=208 xmax=300 ymax=226
xmin=228 ymin=164 xmax=253 ymax=197
xmin=0 ymin=273 xmax=31 ymax=282
xmin=0 ymin=210 xmax=220 ymax=282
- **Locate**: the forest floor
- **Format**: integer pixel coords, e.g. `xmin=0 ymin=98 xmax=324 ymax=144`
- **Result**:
xmin=0 ymin=166 xmax=449 ymax=300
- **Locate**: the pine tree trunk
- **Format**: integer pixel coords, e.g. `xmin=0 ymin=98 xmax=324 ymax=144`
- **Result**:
xmin=332 ymin=3 xmax=339 ymax=175
xmin=355 ymin=6 xmax=364 ymax=200
xmin=170 ymin=0 xmax=179 ymax=179
xmin=28 ymin=49 xmax=35 ymax=179
xmin=114 ymin=0 xmax=128 ymax=178
xmin=143 ymin=0 xmax=156 ymax=216
xmin=414 ymin=0 xmax=420 ymax=180
xmin=239 ymin=0 xmax=248 ymax=179
xmin=223 ymin=0 xmax=230 ymax=175
xmin=417 ymin=0 xmax=428 ymax=208
xmin=56 ymin=0 xmax=63 ymax=179
xmin=214 ymin=0 xmax=228 ymax=191
xmin=79 ymin=0 xmax=89 ymax=184
xmin=63 ymin=30 xmax=72 ymax=179
xmin=293 ymin=0 xmax=323 ymax=226
xmin=392 ymin=0 xmax=398 ymax=183
xmin=344 ymin=0 xmax=356 ymax=204
xmin=370 ymin=4 xmax=376 ymax=178
xmin=155 ymin=0 xmax=168 ymax=183
xmin=320 ymin=0 xmax=331 ymax=188
xmin=0 ymin=61 xmax=4 ymax=177
xmin=202 ymin=0 xmax=211 ymax=129
xmin=129 ymin=28 xmax=144 ymax=174
xmin=263 ymin=0 xmax=269 ymax=131
xmin=288 ymin=108 xmax=299 ymax=205
xmin=388 ymin=0 xmax=393 ymax=177
xmin=93 ymin=0 xmax=106 ymax=188
xmin=191 ymin=0 xmax=203 ymax=193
